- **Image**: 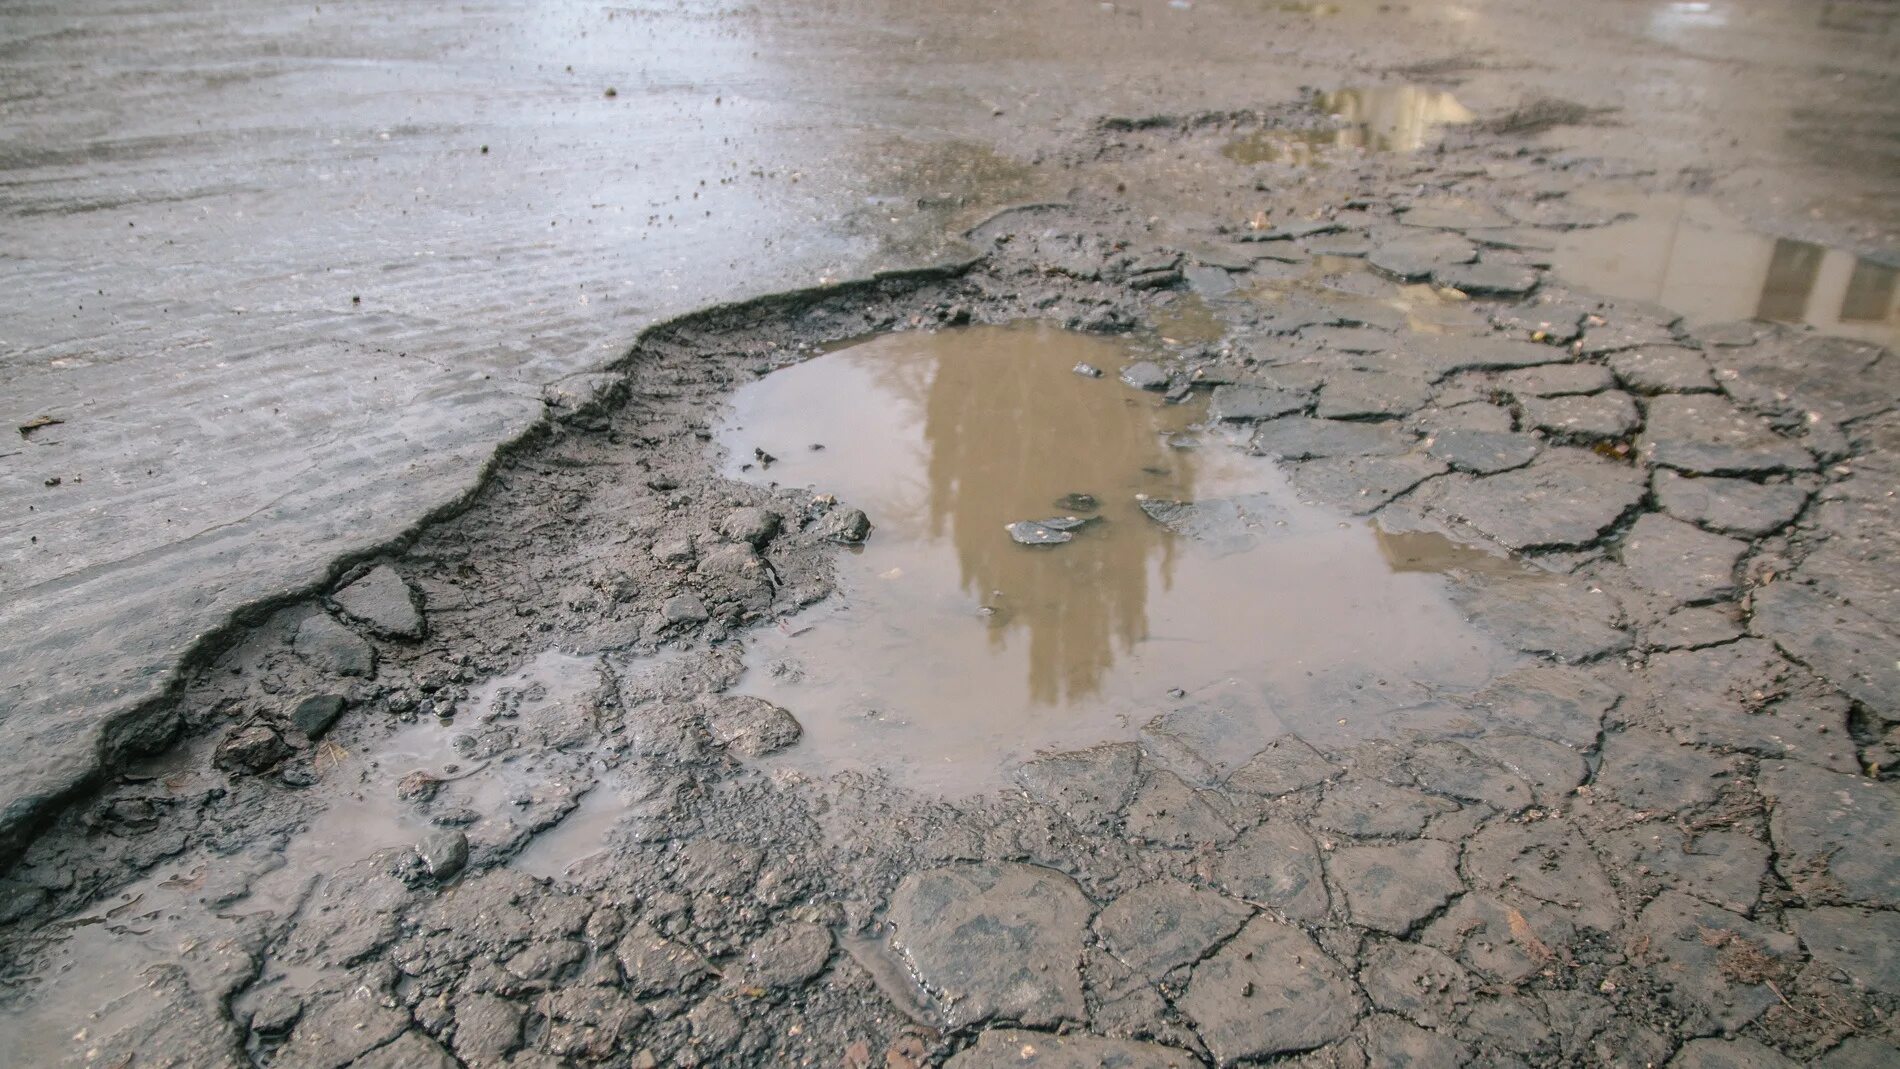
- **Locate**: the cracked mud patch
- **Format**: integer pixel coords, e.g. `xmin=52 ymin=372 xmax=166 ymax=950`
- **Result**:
xmin=3 ymin=89 xmax=1900 ymax=1069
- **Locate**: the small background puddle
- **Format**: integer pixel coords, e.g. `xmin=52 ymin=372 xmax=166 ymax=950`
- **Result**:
xmin=1222 ymin=85 xmax=1473 ymax=165
xmin=1553 ymin=188 xmax=1899 ymax=347
xmin=717 ymin=323 xmax=1516 ymax=791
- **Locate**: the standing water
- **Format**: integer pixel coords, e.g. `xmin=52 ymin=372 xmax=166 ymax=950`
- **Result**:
xmin=715 ymin=324 xmax=1517 ymax=791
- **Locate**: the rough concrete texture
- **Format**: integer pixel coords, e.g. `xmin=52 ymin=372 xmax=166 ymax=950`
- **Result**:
xmin=2 ymin=1 xmax=1899 ymax=1067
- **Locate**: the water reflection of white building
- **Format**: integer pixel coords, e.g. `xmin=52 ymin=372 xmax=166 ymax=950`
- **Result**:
xmin=1557 ymin=194 xmax=1899 ymax=347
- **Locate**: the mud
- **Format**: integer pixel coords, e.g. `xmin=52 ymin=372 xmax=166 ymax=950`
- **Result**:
xmin=2 ymin=67 xmax=1899 ymax=1069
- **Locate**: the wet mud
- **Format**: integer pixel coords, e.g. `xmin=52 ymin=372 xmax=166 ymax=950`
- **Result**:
xmin=3 ymin=86 xmax=1899 ymax=1069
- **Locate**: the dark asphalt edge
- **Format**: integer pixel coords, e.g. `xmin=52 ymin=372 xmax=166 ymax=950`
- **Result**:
xmin=0 ymin=252 xmax=985 ymax=871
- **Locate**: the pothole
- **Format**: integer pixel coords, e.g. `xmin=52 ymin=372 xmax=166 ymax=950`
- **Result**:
xmin=714 ymin=323 xmax=1518 ymax=790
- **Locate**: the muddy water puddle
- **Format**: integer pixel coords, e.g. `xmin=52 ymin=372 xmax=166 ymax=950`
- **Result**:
xmin=1222 ymin=85 xmax=1473 ymax=165
xmin=1552 ymin=188 xmax=1899 ymax=346
xmin=717 ymin=324 xmax=1517 ymax=791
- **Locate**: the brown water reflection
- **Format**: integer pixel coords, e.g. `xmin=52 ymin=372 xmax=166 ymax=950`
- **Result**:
xmin=717 ymin=324 xmax=1514 ymax=789
xmin=1223 ymin=86 xmax=1474 ymax=165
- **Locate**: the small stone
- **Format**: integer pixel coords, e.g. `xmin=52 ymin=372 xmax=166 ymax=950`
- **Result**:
xmin=616 ymin=923 xmax=712 ymax=996
xmin=718 ymin=506 xmax=781 ymax=546
xmin=332 ymin=565 xmax=426 ymax=639
xmin=696 ymin=542 xmax=763 ymax=578
xmin=1073 ymin=362 xmax=1104 ymax=378
xmin=661 ymin=593 xmax=709 ymax=624
xmin=1434 ymin=261 xmax=1540 ymax=297
xmin=247 ymin=991 xmax=304 ymax=1037
xmin=291 ymin=695 xmax=347 ymax=739
xmin=815 ymin=507 xmax=873 ymax=544
xmin=293 ymin=614 xmax=375 ymax=677
xmin=743 ymin=921 xmax=834 ymax=987
xmin=215 ymin=725 xmax=292 ymax=774
xmin=1120 ymin=361 xmax=1171 ymax=391
xmin=701 ymin=694 xmax=802 ymax=756
xmin=1006 ymin=516 xmax=1095 ymax=545
xmin=417 ymin=830 xmax=469 ymax=880
xmin=651 ymin=536 xmax=697 ymax=565
xmin=451 ymin=994 xmax=523 ymax=1065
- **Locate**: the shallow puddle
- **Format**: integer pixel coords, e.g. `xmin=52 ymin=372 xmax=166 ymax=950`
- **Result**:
xmin=1552 ymin=189 xmax=1898 ymax=346
xmin=1150 ymin=293 xmax=1228 ymax=346
xmin=1222 ymin=86 xmax=1473 ymax=165
xmin=716 ymin=324 xmax=1516 ymax=791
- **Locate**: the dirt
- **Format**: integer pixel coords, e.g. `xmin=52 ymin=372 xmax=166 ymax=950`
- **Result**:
xmin=2 ymin=90 xmax=1898 ymax=1069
